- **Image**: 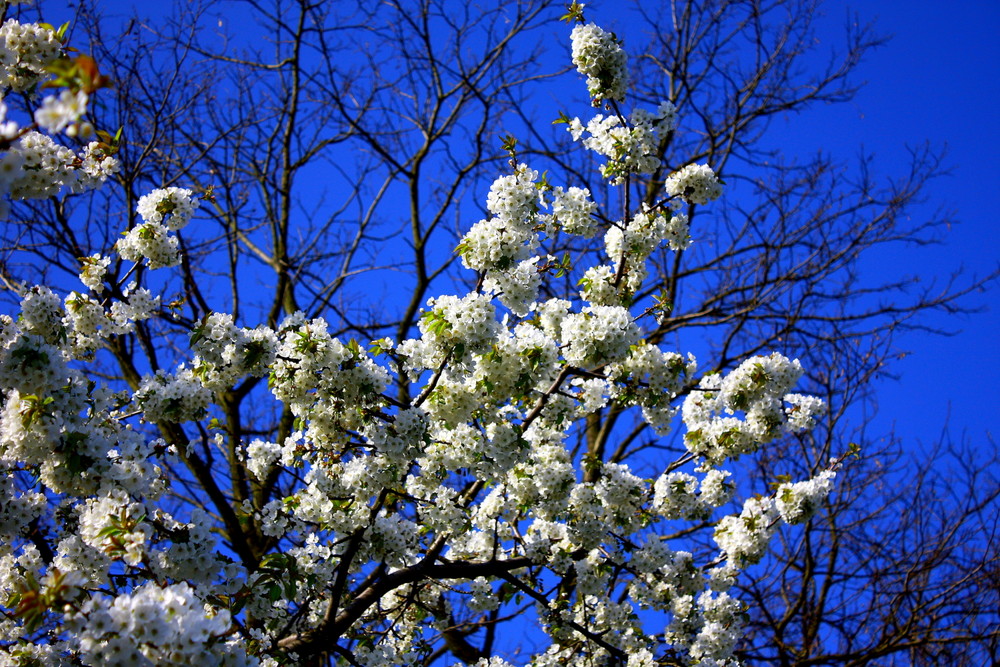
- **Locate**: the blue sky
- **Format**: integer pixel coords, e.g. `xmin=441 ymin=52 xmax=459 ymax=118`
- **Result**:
xmin=788 ymin=1 xmax=1000 ymax=448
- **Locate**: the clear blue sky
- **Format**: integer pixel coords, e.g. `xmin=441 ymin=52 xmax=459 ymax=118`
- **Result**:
xmin=793 ymin=1 xmax=1000 ymax=448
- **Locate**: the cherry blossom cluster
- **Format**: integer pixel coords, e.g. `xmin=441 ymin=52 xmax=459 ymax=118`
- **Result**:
xmin=136 ymin=186 xmax=200 ymax=230
xmin=0 ymin=127 xmax=118 ymax=208
xmin=570 ymin=22 xmax=628 ymax=103
xmin=0 ymin=18 xmax=62 ymax=92
xmin=64 ymin=582 xmax=254 ymax=666
xmin=681 ymin=352 xmax=821 ymax=465
xmin=0 ymin=8 xmax=844 ymax=667
xmin=33 ymin=89 xmax=88 ymax=135
xmin=568 ymin=102 xmax=677 ymax=183
xmin=190 ymin=312 xmax=278 ymax=390
xmin=116 ymin=188 xmax=201 ymax=268
xmin=0 ymin=17 xmax=120 ymax=216
xmin=665 ymin=162 xmax=724 ymax=205
xmin=596 ymin=201 xmax=690 ymax=300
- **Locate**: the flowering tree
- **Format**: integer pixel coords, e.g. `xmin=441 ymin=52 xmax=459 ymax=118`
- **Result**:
xmin=0 ymin=2 xmax=852 ymax=665
xmin=1 ymin=0 xmax=996 ymax=666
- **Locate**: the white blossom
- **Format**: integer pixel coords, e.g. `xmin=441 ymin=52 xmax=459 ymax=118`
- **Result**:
xmin=136 ymin=186 xmax=200 ymax=230
xmin=570 ymin=22 xmax=628 ymax=102
xmin=34 ymin=89 xmax=87 ymax=134
xmin=665 ymin=163 xmax=724 ymax=205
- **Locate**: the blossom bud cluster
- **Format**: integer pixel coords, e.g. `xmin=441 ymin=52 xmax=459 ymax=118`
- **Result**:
xmin=783 ymin=392 xmax=827 ymax=432
xmin=713 ymin=496 xmax=778 ymax=568
xmin=4 ymin=132 xmax=64 ymax=196
xmin=461 ymin=165 xmax=542 ymax=272
xmin=399 ymin=293 xmax=502 ymax=371
xmin=77 ymin=490 xmax=151 ymax=566
xmin=63 ymin=278 xmax=167 ymax=355
xmin=481 ymin=256 xmax=542 ymax=317
xmin=75 ymin=141 xmax=119 ymax=189
xmin=0 ymin=474 xmax=45 ymax=537
xmin=116 ymin=221 xmax=181 ymax=268
xmin=686 ymin=591 xmax=747 ymax=664
xmin=134 ymin=368 xmax=211 ymax=423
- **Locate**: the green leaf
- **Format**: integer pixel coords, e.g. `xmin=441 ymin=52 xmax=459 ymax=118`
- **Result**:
xmin=500 ymin=134 xmax=518 ymax=153
xmin=559 ymin=1 xmax=586 ymax=23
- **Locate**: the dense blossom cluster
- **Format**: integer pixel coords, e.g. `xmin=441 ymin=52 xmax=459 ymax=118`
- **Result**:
xmin=0 ymin=18 xmax=120 ymax=216
xmin=570 ymin=22 xmax=628 ymax=103
xmin=665 ymin=163 xmax=724 ymax=205
xmin=115 ymin=188 xmax=201 ymax=268
xmin=775 ymin=468 xmax=837 ymax=524
xmin=0 ymin=9 xmax=843 ymax=667
xmin=569 ymin=102 xmax=677 ymax=183
xmin=116 ymin=220 xmax=181 ymax=268
xmin=0 ymin=17 xmax=62 ymax=92
xmin=78 ymin=254 xmax=110 ymax=293
xmin=136 ymin=187 xmax=200 ymax=229
xmin=6 ymin=132 xmax=75 ymax=198
xmin=681 ymin=353 xmax=823 ymax=464
xmin=459 ymin=166 xmax=541 ymax=263
xmin=65 ymin=582 xmax=254 ymax=666
xmin=546 ymin=185 xmax=598 ymax=237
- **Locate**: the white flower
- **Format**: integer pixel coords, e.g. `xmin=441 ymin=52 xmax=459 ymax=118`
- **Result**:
xmin=665 ymin=163 xmax=724 ymax=205
xmin=775 ymin=469 xmax=836 ymax=524
xmin=34 ymin=90 xmax=88 ymax=134
xmin=571 ymin=22 xmax=628 ymax=103
xmin=78 ymin=254 xmax=110 ymax=293
xmin=136 ymin=187 xmax=200 ymax=230
xmin=116 ymin=222 xmax=180 ymax=268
